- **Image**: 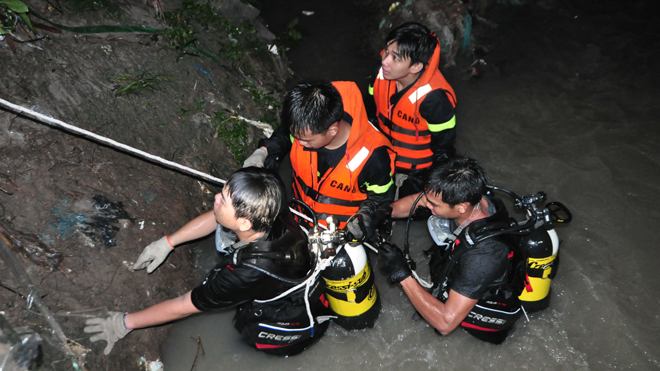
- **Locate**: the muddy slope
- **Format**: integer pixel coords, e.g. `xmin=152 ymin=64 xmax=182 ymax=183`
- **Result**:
xmin=0 ymin=0 xmax=287 ymax=369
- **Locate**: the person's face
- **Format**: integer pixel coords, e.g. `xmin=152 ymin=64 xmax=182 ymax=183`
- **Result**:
xmin=214 ymin=187 xmax=240 ymax=229
xmin=424 ymin=191 xmax=461 ymax=220
xmin=381 ymin=41 xmax=421 ymax=81
xmin=295 ymin=127 xmax=336 ymax=149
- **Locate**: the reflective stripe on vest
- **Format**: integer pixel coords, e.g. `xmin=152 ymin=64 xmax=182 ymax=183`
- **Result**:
xmin=373 ymin=39 xmax=456 ymax=171
xmin=291 ymin=81 xmax=395 ymax=228
xmin=408 ymin=84 xmax=433 ymax=104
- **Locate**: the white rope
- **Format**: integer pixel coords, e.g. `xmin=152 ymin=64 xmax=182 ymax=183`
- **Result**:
xmin=0 ymin=98 xmax=334 ymax=229
xmin=0 ymin=97 xmax=227 ymax=185
xmin=412 ymin=269 xmax=433 ymax=289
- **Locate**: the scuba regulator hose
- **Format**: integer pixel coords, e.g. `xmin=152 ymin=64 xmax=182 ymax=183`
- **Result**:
xmin=403 ymin=192 xmax=426 ymax=269
xmin=401 ymin=192 xmax=434 ymax=289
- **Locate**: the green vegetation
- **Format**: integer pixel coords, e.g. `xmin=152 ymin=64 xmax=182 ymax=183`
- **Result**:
xmin=275 ymin=16 xmax=304 ymax=51
xmin=212 ymin=111 xmax=249 ymax=163
xmin=108 ymin=72 xmax=172 ymax=97
xmin=240 ymin=81 xmax=281 ymax=124
xmin=0 ymin=0 xmax=35 ymax=49
xmin=179 ymin=99 xmax=205 ymax=117
xmin=162 ymin=0 xmax=269 ymax=73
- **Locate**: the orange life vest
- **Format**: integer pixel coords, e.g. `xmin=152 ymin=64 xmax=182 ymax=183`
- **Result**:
xmin=373 ymin=35 xmax=457 ymax=171
xmin=291 ymin=81 xmax=395 ymax=228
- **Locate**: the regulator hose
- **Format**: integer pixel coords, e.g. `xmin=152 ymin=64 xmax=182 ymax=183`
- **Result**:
xmin=403 ymin=192 xmax=425 ymax=269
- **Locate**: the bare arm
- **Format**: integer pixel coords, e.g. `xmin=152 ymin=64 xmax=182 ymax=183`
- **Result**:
xmin=167 ymin=210 xmax=218 ymax=247
xmin=391 ymin=192 xmax=427 ymax=218
xmin=123 ymin=291 xmax=200 ymax=330
xmin=400 ymin=276 xmax=477 ymax=335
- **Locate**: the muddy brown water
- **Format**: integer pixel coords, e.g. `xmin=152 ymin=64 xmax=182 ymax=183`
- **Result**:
xmin=162 ymin=1 xmax=660 ymax=369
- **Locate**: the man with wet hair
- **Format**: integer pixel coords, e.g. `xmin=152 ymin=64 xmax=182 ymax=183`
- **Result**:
xmin=371 ymin=22 xmax=458 ymax=198
xmin=379 ymin=156 xmax=518 ymax=343
xmin=244 ymin=80 xmax=396 ymax=242
xmin=84 ymin=167 xmax=329 ymax=356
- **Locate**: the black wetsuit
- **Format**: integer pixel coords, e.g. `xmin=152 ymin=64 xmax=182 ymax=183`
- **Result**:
xmin=191 ymin=213 xmax=330 ymax=356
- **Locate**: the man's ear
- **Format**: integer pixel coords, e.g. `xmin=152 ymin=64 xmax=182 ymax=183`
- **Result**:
xmin=326 ymin=121 xmax=339 ymax=136
xmin=456 ymin=202 xmax=470 ymax=215
xmin=409 ymin=62 xmax=424 ymax=75
xmin=237 ymin=217 xmax=253 ymax=232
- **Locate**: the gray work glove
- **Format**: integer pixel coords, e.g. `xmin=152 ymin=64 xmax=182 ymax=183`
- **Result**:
xmin=134 ymin=236 xmax=173 ymax=273
xmin=84 ymin=311 xmax=132 ymax=355
xmin=242 ymin=147 xmax=267 ymax=168
xmin=345 ymin=213 xmax=372 ymax=243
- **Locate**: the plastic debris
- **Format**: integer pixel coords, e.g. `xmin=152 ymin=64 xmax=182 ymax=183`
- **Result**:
xmin=139 ymin=357 xmax=164 ymax=371
xmin=0 ymin=319 xmax=43 ymax=371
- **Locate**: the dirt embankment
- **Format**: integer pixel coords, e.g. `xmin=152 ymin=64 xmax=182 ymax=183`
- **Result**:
xmin=0 ymin=0 xmax=523 ymax=368
xmin=0 ymin=0 xmax=288 ymax=369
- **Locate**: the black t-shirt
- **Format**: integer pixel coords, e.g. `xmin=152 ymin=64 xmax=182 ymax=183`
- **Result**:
xmin=448 ymin=238 xmax=509 ymax=300
xmin=447 ymin=198 xmax=509 ymax=300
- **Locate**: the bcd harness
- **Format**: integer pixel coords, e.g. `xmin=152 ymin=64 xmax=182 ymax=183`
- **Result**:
xmin=427 ymin=197 xmax=523 ymax=344
xmin=419 ymin=189 xmax=572 ymax=343
xmin=231 ymin=227 xmax=332 ymax=352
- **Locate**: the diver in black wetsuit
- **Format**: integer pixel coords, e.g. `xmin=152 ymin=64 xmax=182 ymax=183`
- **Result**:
xmin=379 ymin=157 xmax=518 ymax=343
xmin=83 ymin=168 xmax=329 ymax=357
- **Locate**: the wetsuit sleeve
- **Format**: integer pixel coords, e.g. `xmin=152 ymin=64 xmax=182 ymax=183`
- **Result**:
xmin=419 ymin=90 xmax=456 ymax=157
xmin=449 ymin=239 xmax=509 ymax=300
xmin=190 ymin=263 xmax=266 ymax=311
xmin=258 ymin=125 xmax=292 ymax=169
xmin=356 ymin=146 xmax=395 ymax=216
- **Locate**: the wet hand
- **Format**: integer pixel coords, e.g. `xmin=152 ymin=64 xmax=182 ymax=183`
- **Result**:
xmin=377 ymin=242 xmax=412 ymax=285
xmin=84 ymin=312 xmax=132 ymax=355
xmin=133 ymin=236 xmax=173 ymax=273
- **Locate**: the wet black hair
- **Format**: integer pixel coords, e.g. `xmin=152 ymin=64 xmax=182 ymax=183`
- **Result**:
xmin=280 ymin=80 xmax=344 ymax=136
xmin=225 ymin=167 xmax=285 ymax=233
xmin=425 ymin=156 xmax=487 ymax=207
xmin=385 ymin=22 xmax=437 ymax=67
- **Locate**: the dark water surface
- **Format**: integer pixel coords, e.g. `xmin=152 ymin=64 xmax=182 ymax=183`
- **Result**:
xmin=162 ymin=1 xmax=660 ymax=369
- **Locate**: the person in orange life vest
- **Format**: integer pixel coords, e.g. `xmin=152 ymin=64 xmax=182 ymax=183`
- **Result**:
xmin=371 ymin=22 xmax=457 ymax=199
xmin=243 ymin=80 xmax=396 ymax=241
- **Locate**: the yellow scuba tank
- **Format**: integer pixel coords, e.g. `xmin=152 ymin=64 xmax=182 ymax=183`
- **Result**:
xmin=306 ymin=215 xmax=380 ymax=330
xmin=322 ymin=242 xmax=380 ymax=329
xmin=485 ymin=188 xmax=571 ymax=314
xmin=518 ymin=216 xmax=560 ymax=312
